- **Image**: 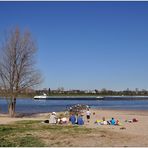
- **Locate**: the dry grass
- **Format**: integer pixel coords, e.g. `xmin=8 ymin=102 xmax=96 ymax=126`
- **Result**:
xmin=2 ymin=120 xmax=141 ymax=147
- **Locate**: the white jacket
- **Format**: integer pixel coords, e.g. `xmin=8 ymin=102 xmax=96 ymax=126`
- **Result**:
xmin=49 ymin=114 xmax=57 ymax=124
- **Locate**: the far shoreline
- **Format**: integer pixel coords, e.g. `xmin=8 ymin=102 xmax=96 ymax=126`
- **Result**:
xmin=1 ymin=95 xmax=148 ymax=100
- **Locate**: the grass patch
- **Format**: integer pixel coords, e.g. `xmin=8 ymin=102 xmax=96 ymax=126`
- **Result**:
xmin=0 ymin=126 xmax=17 ymax=136
xmin=15 ymin=120 xmax=41 ymax=124
xmin=0 ymin=135 xmax=45 ymax=147
xmin=16 ymin=135 xmax=45 ymax=147
xmin=0 ymin=120 xmax=110 ymax=147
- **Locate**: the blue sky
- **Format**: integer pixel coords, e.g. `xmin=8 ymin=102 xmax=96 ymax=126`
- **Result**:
xmin=0 ymin=1 xmax=148 ymax=90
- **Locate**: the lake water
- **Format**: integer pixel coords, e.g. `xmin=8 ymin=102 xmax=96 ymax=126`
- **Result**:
xmin=0 ymin=98 xmax=148 ymax=113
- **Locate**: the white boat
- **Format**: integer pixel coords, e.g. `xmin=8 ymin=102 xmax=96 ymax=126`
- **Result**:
xmin=34 ymin=93 xmax=47 ymax=99
xmin=33 ymin=95 xmax=102 ymax=100
xmin=96 ymin=96 xmax=104 ymax=99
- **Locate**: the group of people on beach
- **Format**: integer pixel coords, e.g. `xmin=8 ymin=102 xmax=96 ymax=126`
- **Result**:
xmin=69 ymin=113 xmax=84 ymax=125
xmin=45 ymin=108 xmax=123 ymax=126
xmin=69 ymin=108 xmax=92 ymax=125
xmin=95 ymin=117 xmax=121 ymax=125
xmin=45 ymin=108 xmax=91 ymax=125
xmin=47 ymin=112 xmax=69 ymax=124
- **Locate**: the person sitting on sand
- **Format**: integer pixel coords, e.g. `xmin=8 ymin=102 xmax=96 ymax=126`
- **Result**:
xmin=110 ymin=117 xmax=116 ymax=125
xmin=116 ymin=119 xmax=120 ymax=125
xmin=69 ymin=113 xmax=76 ymax=124
xmin=49 ymin=112 xmax=57 ymax=124
xmin=102 ymin=117 xmax=107 ymax=125
xmin=77 ymin=114 xmax=84 ymax=125
xmin=63 ymin=117 xmax=68 ymax=123
xmin=59 ymin=117 xmax=68 ymax=124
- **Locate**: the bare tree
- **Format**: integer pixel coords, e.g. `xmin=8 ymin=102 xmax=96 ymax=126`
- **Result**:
xmin=0 ymin=27 xmax=42 ymax=117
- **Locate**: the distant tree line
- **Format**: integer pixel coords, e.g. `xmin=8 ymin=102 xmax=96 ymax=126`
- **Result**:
xmin=1 ymin=87 xmax=148 ymax=97
xmin=34 ymin=88 xmax=148 ymax=96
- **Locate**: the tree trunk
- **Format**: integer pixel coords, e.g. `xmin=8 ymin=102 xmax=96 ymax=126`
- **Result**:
xmin=8 ymin=98 xmax=16 ymax=117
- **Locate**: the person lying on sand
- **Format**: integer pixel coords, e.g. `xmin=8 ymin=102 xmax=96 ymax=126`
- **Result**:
xmin=58 ymin=117 xmax=68 ymax=124
xmin=95 ymin=117 xmax=108 ymax=125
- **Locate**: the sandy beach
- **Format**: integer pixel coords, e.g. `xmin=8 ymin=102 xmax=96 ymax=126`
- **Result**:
xmin=85 ymin=109 xmax=148 ymax=146
xmin=0 ymin=109 xmax=148 ymax=146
